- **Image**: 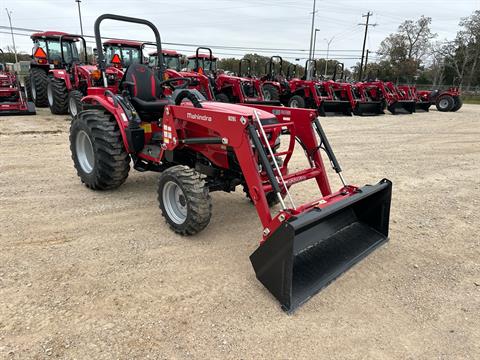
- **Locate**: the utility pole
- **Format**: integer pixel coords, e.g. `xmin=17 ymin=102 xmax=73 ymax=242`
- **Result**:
xmin=358 ymin=12 xmax=377 ymax=81
xmin=324 ymin=36 xmax=334 ymax=77
xmin=312 ymin=28 xmax=320 ymax=59
xmin=307 ymin=0 xmax=317 ymax=79
xmin=75 ymin=0 xmax=84 ymax=36
xmin=5 ymin=8 xmax=17 ymax=63
xmin=364 ymin=49 xmax=370 ymax=77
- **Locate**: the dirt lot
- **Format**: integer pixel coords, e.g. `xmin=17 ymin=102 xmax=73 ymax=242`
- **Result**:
xmin=0 ymin=105 xmax=479 ymax=359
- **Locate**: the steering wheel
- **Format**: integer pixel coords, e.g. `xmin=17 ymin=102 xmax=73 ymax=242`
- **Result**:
xmin=159 ymin=77 xmax=191 ymax=91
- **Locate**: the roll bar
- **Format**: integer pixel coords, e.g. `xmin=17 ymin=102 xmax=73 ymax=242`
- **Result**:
xmin=333 ymin=62 xmax=344 ymax=81
xmin=94 ymin=14 xmax=164 ymax=84
xmin=194 ymin=47 xmax=213 ymax=72
xmin=305 ymin=59 xmax=317 ymax=79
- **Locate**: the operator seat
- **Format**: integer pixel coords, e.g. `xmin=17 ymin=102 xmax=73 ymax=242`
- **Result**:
xmin=122 ymin=64 xmax=170 ymax=119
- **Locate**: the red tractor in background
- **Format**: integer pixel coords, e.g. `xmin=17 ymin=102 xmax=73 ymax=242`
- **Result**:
xmin=259 ymin=56 xmax=290 ymax=102
xmin=103 ymin=39 xmax=144 ymax=70
xmin=46 ymin=35 xmax=129 ymax=117
xmin=148 ymin=49 xmax=183 ymax=70
xmin=26 ymin=31 xmax=82 ymax=107
xmin=0 ymin=49 xmax=36 ymax=115
xmin=187 ymin=47 xmax=277 ymax=105
xmin=326 ymin=63 xmax=384 ymax=116
xmin=356 ymin=81 xmax=415 ymax=115
xmin=416 ymin=86 xmax=462 ymax=112
xmin=70 ymin=14 xmax=392 ymax=313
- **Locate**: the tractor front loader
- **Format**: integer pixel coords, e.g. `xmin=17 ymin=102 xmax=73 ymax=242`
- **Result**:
xmin=71 ymin=14 xmax=393 ymax=312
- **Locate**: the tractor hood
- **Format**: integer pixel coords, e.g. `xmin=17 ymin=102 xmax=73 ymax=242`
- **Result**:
xmin=193 ymin=101 xmax=274 ymax=120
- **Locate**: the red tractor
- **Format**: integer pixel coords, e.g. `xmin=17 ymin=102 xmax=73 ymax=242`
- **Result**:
xmin=326 ymin=63 xmax=384 ymax=116
xmin=259 ymin=56 xmax=290 ymax=102
xmin=284 ymin=60 xmax=353 ymax=116
xmin=26 ymin=31 xmax=83 ymax=107
xmin=416 ymin=86 xmax=462 ymax=112
xmin=103 ymin=39 xmax=144 ymax=70
xmin=148 ymin=49 xmax=183 ymax=70
xmin=0 ymin=49 xmax=35 ymax=115
xmin=45 ymin=35 xmax=130 ymax=117
xmin=356 ymin=81 xmax=415 ymax=115
xmin=70 ymin=14 xmax=392 ymax=312
xmin=187 ymin=47 xmax=275 ymax=105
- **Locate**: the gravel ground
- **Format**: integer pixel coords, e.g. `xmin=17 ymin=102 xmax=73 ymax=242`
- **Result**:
xmin=0 ymin=105 xmax=479 ymax=359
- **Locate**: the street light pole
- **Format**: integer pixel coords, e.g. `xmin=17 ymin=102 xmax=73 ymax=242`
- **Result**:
xmin=75 ymin=0 xmax=84 ymax=36
xmin=5 ymin=8 xmax=18 ymax=63
xmin=312 ymin=28 xmax=320 ymax=59
xmin=307 ymin=0 xmax=317 ymax=79
xmin=324 ymin=36 xmax=334 ymax=77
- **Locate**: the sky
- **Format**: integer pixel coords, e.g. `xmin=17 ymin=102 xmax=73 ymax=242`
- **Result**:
xmin=1 ymin=0 xmax=478 ymax=68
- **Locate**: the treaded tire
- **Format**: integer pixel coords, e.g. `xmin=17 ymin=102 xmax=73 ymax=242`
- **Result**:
xmin=158 ymin=165 xmax=212 ymax=236
xmin=262 ymin=84 xmax=280 ymax=101
xmin=288 ymin=94 xmax=306 ymax=108
xmin=30 ymin=68 xmax=49 ymax=107
xmin=451 ymin=96 xmax=463 ymax=112
xmin=48 ymin=77 xmax=69 ymax=114
xmin=70 ymin=109 xmax=130 ymax=190
xmin=68 ymin=90 xmax=83 ymax=118
xmin=436 ymin=95 xmax=454 ymax=112
xmin=215 ymin=92 xmax=230 ymax=103
xmin=24 ymin=75 xmax=32 ymax=101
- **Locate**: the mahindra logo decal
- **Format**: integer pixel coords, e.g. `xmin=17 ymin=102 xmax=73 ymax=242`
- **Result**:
xmin=187 ymin=112 xmax=212 ymax=122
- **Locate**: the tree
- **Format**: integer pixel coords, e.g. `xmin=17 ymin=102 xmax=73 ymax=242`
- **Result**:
xmin=377 ymin=16 xmax=436 ymax=82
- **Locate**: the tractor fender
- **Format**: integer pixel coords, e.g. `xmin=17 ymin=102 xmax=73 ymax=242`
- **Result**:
xmin=49 ymin=69 xmax=72 ymax=90
xmin=82 ymin=93 xmax=133 ymax=152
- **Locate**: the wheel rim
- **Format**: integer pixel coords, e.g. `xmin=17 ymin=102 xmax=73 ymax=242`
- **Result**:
xmin=31 ymin=76 xmax=37 ymax=100
xmin=439 ymin=98 xmax=449 ymax=109
xmin=47 ymin=82 xmax=53 ymax=106
xmin=290 ymin=99 xmax=299 ymax=108
xmin=263 ymin=90 xmax=271 ymax=101
xmin=69 ymin=96 xmax=78 ymax=116
xmin=162 ymin=181 xmax=188 ymax=225
xmin=75 ymin=130 xmax=95 ymax=174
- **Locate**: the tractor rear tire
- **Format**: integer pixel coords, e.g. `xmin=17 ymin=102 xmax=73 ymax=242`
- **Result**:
xmin=24 ymin=75 xmax=33 ymax=101
xmin=288 ymin=95 xmax=306 ymax=108
xmin=436 ymin=95 xmax=454 ymax=112
xmin=30 ymin=68 xmax=49 ymax=107
xmin=158 ymin=165 xmax=212 ymax=235
xmin=70 ymin=109 xmax=130 ymax=190
xmin=68 ymin=90 xmax=83 ymax=118
xmin=262 ymin=84 xmax=280 ymax=101
xmin=216 ymin=93 xmax=230 ymax=103
xmin=451 ymin=96 xmax=463 ymax=112
xmin=48 ymin=77 xmax=69 ymax=115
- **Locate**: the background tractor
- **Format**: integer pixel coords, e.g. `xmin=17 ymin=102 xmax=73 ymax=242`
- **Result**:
xmin=0 ymin=49 xmax=35 ymax=116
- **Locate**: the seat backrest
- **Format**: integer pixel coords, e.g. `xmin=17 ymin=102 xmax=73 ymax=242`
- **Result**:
xmin=123 ymin=64 xmax=162 ymax=101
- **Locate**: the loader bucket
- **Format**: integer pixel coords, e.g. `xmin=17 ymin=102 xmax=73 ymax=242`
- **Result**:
xmin=250 ymin=179 xmax=392 ymax=313
xmin=353 ymin=101 xmax=384 ymax=116
xmin=415 ymin=102 xmax=431 ymax=112
xmin=387 ymin=100 xmax=416 ymax=115
xmin=320 ymin=100 xmax=353 ymax=116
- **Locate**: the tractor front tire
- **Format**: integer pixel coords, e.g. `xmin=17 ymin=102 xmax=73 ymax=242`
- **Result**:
xmin=70 ymin=109 xmax=130 ymax=190
xmin=24 ymin=75 xmax=33 ymax=101
xmin=288 ymin=95 xmax=306 ymax=108
xmin=48 ymin=77 xmax=69 ymax=114
xmin=451 ymin=96 xmax=463 ymax=112
xmin=158 ymin=165 xmax=212 ymax=236
xmin=216 ymin=93 xmax=230 ymax=103
xmin=30 ymin=68 xmax=49 ymax=107
xmin=436 ymin=95 xmax=454 ymax=112
xmin=262 ymin=84 xmax=280 ymax=101
xmin=68 ymin=90 xmax=83 ymax=118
